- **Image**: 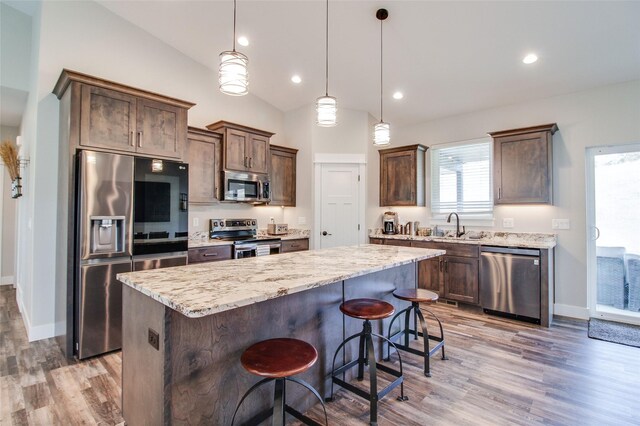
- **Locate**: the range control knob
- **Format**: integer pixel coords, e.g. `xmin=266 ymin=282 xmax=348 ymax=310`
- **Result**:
xmin=245 ymin=220 xmax=251 ymax=226
xmin=213 ymin=221 xmax=218 ymax=227
xmin=252 ymin=220 xmax=257 ymax=226
xmin=220 ymin=221 xmax=225 ymax=228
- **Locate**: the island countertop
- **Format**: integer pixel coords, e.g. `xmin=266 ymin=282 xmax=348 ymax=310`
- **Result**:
xmin=117 ymin=244 xmax=444 ymax=318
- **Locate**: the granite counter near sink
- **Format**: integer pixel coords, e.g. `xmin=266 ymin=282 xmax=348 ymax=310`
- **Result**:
xmin=369 ymin=230 xmax=557 ymax=249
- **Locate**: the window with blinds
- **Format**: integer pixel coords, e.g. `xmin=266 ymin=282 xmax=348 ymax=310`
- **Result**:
xmin=430 ymin=138 xmax=493 ymax=216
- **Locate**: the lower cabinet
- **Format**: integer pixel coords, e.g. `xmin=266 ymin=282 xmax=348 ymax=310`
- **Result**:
xmin=281 ymin=238 xmax=309 ymax=253
xmin=411 ymin=241 xmax=479 ymax=304
xmin=382 ymin=239 xmax=412 ymax=247
xmin=188 ymin=245 xmax=232 ymax=264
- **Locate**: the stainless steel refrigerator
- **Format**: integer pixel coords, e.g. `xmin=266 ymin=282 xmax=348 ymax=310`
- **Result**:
xmin=75 ymin=150 xmax=133 ymax=359
xmin=74 ymin=151 xmax=189 ymax=359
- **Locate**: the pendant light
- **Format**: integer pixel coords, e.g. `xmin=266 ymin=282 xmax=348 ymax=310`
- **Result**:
xmin=316 ymin=0 xmax=337 ymax=126
xmin=219 ymin=0 xmax=248 ymax=96
xmin=373 ymin=8 xmax=390 ymax=146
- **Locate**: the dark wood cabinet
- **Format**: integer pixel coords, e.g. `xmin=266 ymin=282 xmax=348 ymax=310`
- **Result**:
xmin=490 ymin=123 xmax=558 ymax=204
xmin=379 ymin=144 xmax=427 ymax=207
xmin=269 ymin=145 xmax=297 ymax=206
xmin=281 ymin=238 xmax=309 ymax=253
xmin=411 ymin=240 xmax=479 ymax=303
xmin=188 ymin=245 xmax=232 ymax=264
xmin=187 ymin=127 xmax=222 ymax=204
xmin=369 ymin=238 xmax=384 ymax=245
xmin=206 ymin=121 xmax=274 ymax=174
xmin=76 ymin=76 xmax=190 ymax=160
xmin=383 ymin=239 xmax=412 ymax=247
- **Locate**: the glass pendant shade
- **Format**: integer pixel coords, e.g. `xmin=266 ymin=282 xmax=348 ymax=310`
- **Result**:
xmin=316 ymin=95 xmax=337 ymax=127
xmin=373 ymin=122 xmax=391 ymax=146
xmin=219 ymin=50 xmax=249 ymax=96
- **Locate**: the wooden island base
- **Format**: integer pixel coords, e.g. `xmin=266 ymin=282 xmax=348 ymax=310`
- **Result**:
xmin=122 ymin=263 xmax=416 ymax=425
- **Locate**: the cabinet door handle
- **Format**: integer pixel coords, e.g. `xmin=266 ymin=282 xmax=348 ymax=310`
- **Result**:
xmin=203 ymin=253 xmax=218 ymax=257
xmin=445 ymin=260 xmax=448 ymax=272
xmin=498 ymin=187 xmax=501 ymax=200
xmin=249 ymin=157 xmax=253 ymax=168
xmin=130 ymin=131 xmax=134 ymax=146
xmin=137 ymin=131 xmax=143 ymax=148
xmin=243 ymin=156 xmax=247 ymax=167
xmin=439 ymin=259 xmax=443 ymax=272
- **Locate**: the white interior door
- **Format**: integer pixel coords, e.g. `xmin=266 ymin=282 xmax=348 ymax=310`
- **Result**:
xmin=319 ymin=164 xmax=360 ymax=249
xmin=586 ymin=143 xmax=640 ymax=324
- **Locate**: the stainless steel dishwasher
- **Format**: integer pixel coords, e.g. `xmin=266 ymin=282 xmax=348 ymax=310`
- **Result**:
xmin=479 ymin=246 xmax=541 ymax=323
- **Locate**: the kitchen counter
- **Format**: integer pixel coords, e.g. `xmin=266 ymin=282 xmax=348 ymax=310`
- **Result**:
xmin=370 ymin=230 xmax=557 ymax=249
xmin=118 ymin=244 xmax=444 ymax=318
xmin=118 ymin=244 xmax=444 ymax=425
xmin=187 ymin=229 xmax=310 ymax=248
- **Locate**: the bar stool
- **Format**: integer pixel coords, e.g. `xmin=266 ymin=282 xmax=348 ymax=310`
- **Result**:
xmin=231 ymin=338 xmax=328 ymax=426
xmin=327 ymin=298 xmax=407 ymax=426
xmin=386 ymin=288 xmax=447 ymax=377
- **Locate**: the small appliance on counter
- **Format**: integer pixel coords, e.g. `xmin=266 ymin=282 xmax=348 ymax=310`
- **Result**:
xmin=267 ymin=219 xmax=288 ymax=235
xmin=383 ymin=211 xmax=398 ymax=234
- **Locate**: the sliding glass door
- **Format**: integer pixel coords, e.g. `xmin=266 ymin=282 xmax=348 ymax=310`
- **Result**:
xmin=586 ymin=143 xmax=640 ymax=324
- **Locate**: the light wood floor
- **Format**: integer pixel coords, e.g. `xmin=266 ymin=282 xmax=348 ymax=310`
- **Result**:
xmin=2 ymin=284 xmax=639 ymax=425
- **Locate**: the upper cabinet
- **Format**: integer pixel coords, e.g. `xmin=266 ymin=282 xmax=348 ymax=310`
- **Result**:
xmin=489 ymin=123 xmax=558 ymax=205
xmin=379 ymin=144 xmax=427 ymax=207
xmin=206 ymin=121 xmax=274 ymax=174
xmin=187 ymin=127 xmax=222 ymax=204
xmin=55 ymin=69 xmax=193 ymax=160
xmin=269 ymin=145 xmax=298 ymax=207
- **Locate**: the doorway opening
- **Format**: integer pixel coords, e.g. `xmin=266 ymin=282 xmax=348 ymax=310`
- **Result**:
xmin=586 ymin=143 xmax=640 ymax=324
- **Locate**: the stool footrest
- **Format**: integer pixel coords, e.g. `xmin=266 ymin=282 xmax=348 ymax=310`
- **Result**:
xmin=389 ymin=330 xmax=445 ymax=358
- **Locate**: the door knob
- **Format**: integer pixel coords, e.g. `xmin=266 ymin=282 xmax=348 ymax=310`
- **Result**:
xmin=322 ymin=231 xmax=332 ymax=236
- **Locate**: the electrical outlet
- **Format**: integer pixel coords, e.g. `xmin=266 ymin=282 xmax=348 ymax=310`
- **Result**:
xmin=148 ymin=328 xmax=159 ymax=350
xmin=298 ymin=216 xmax=306 ymax=225
xmin=193 ymin=217 xmax=200 ymax=228
xmin=269 ymin=217 xmax=274 ymax=223
xmin=503 ymin=218 xmax=515 ymax=228
xmin=552 ymin=219 xmax=570 ymax=230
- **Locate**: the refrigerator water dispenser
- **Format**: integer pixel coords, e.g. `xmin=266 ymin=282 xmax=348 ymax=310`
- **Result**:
xmin=90 ymin=216 xmax=125 ymax=254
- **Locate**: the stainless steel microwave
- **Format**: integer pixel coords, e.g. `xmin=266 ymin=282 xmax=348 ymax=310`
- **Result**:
xmin=222 ymin=170 xmax=270 ymax=203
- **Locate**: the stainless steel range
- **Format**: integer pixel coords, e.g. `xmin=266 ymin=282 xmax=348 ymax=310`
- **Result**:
xmin=210 ymin=219 xmax=281 ymax=259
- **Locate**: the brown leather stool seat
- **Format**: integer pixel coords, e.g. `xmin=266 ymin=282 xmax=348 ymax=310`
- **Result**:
xmin=340 ymin=298 xmax=395 ymax=320
xmin=328 ymin=298 xmax=407 ymax=426
xmin=241 ymin=338 xmax=318 ymax=378
xmin=232 ymin=338 xmax=327 ymax=426
xmin=387 ymin=288 xmax=447 ymax=377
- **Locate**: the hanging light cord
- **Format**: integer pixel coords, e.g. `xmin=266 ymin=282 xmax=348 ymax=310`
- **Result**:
xmin=232 ymin=0 xmax=237 ymax=51
xmin=379 ymin=17 xmax=383 ymax=123
xmin=325 ymin=0 xmax=329 ymax=96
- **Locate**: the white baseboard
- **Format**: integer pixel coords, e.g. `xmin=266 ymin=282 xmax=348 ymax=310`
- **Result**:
xmin=1 ymin=275 xmax=14 ymax=285
xmin=554 ymin=303 xmax=590 ymax=320
xmin=15 ymin=285 xmax=60 ymax=341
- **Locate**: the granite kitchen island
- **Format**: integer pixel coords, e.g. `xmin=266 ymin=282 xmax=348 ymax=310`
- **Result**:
xmin=117 ymin=244 xmax=444 ymax=425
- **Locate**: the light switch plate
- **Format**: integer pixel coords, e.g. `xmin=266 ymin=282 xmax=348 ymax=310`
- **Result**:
xmin=193 ymin=217 xmax=200 ymax=228
xmin=552 ymin=219 xmax=570 ymax=230
xmin=503 ymin=218 xmax=514 ymax=228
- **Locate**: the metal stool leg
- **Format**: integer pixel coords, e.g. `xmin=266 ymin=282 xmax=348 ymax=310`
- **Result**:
xmin=231 ymin=378 xmax=274 ymax=426
xmin=286 ymin=377 xmax=329 ymax=426
xmin=423 ymin=306 xmax=448 ymax=360
xmin=272 ymin=378 xmax=286 ymax=426
xmin=327 ymin=331 xmax=365 ymax=401
xmin=366 ymin=329 xmax=378 ymax=426
xmin=415 ymin=306 xmax=432 ymax=377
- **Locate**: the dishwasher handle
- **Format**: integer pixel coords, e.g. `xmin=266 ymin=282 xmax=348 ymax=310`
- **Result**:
xmin=480 ymin=246 xmax=540 ymax=256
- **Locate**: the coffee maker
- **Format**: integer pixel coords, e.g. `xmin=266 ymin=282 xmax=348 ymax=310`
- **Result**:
xmin=383 ymin=211 xmax=398 ymax=234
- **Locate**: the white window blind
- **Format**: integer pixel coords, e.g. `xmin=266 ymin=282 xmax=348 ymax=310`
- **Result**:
xmin=431 ymin=138 xmax=493 ymax=215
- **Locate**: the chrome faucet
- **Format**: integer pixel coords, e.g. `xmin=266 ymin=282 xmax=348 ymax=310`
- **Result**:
xmin=447 ymin=212 xmax=466 ymax=238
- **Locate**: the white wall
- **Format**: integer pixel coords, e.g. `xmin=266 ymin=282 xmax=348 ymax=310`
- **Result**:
xmin=0 ymin=126 xmax=19 ymax=285
xmin=0 ymin=2 xmax=31 ymax=92
xmin=377 ymin=80 xmax=640 ymax=317
xmin=18 ymin=0 xmax=293 ymax=340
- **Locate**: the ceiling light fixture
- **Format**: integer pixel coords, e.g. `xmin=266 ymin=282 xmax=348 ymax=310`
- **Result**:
xmin=373 ymin=9 xmax=390 ymax=146
xmin=237 ymin=36 xmax=249 ymax=47
xmin=523 ymin=53 xmax=538 ymax=64
xmin=219 ymin=0 xmax=248 ymax=96
xmin=316 ymin=0 xmax=337 ymax=127
xmin=393 ymin=91 xmax=404 ymax=100
xmin=291 ymin=75 xmax=302 ymax=84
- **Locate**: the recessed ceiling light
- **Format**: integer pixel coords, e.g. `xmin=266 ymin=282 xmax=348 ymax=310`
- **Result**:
xmin=237 ymin=36 xmax=249 ymax=47
xmin=523 ymin=53 xmax=538 ymax=64
xmin=393 ymin=91 xmax=404 ymax=100
xmin=291 ymin=75 xmax=302 ymax=84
